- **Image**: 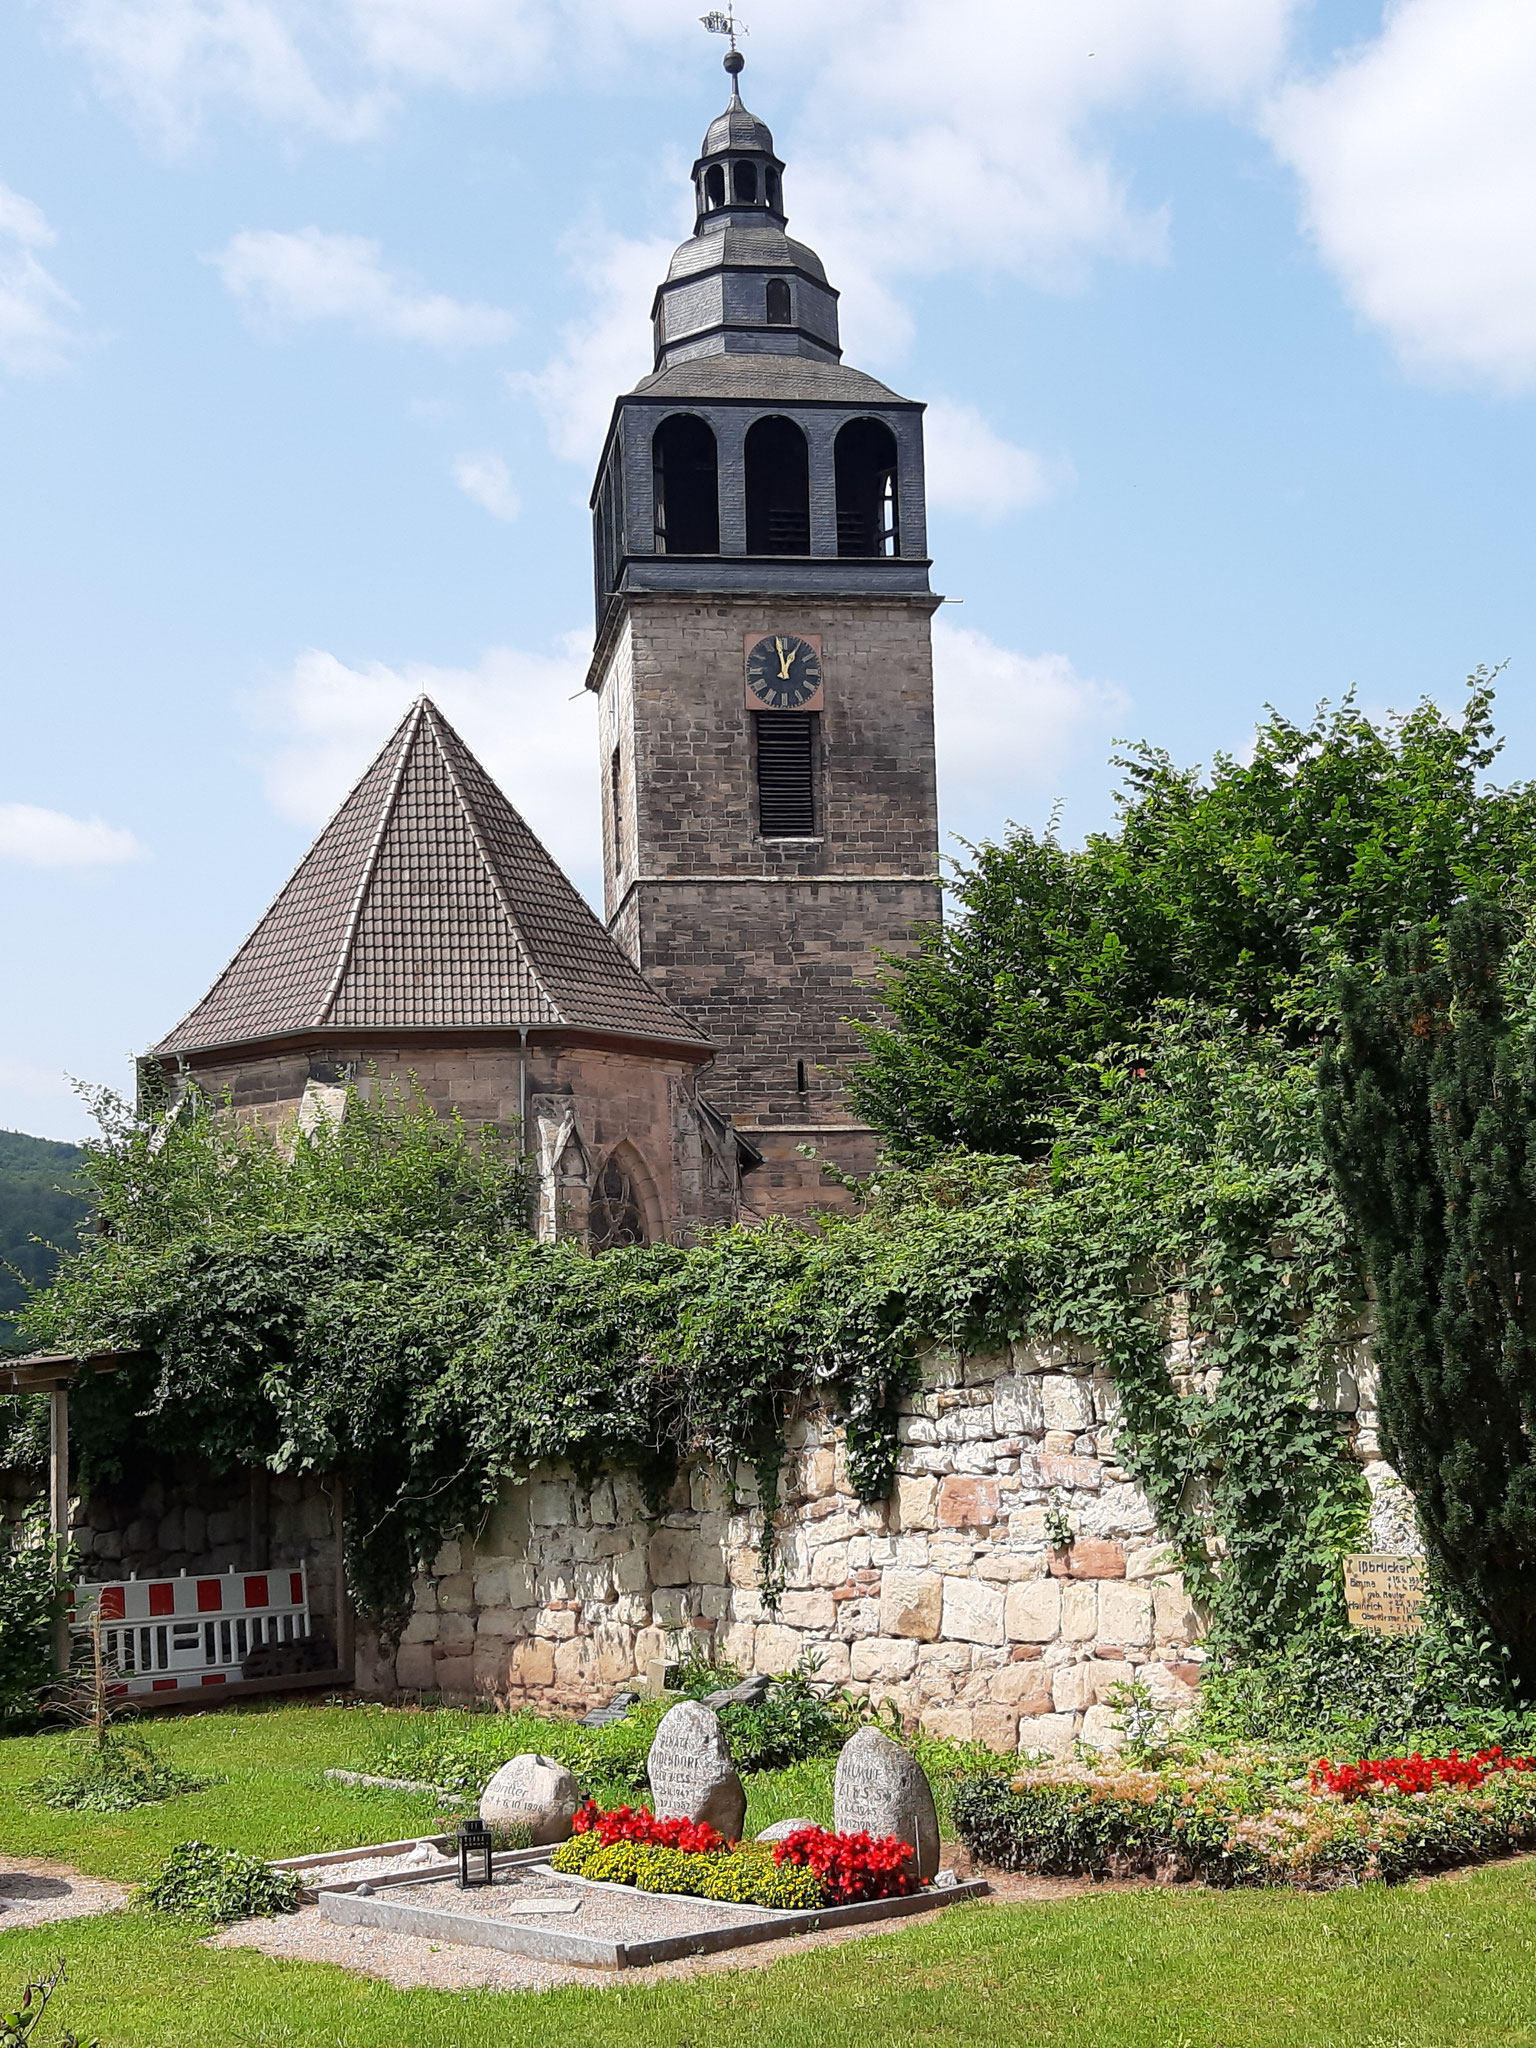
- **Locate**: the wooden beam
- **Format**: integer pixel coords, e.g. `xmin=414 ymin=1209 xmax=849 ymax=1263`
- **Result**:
xmin=49 ymin=1387 xmax=71 ymax=1674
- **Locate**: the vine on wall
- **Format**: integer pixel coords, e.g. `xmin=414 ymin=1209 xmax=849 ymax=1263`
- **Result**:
xmin=10 ymin=1024 xmax=1369 ymax=1658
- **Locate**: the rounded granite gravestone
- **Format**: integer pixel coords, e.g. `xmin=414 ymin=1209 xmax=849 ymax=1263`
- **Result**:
xmin=478 ymin=1754 xmax=581 ymax=1845
xmin=833 ymin=1727 xmax=940 ymax=1880
xmin=647 ymin=1699 xmax=747 ymax=1840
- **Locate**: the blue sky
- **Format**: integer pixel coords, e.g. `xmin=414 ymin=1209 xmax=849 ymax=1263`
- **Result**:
xmin=2 ymin=0 xmax=1533 ymax=1140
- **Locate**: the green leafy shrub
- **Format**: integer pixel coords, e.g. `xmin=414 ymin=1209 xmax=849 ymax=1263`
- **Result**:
xmin=139 ymin=1842 xmax=300 ymax=1924
xmin=952 ymin=1751 xmax=1536 ymax=1888
xmin=1195 ymin=1617 xmax=1536 ymax=1758
xmin=554 ymin=1834 xmax=827 ymax=1910
xmin=32 ymin=1724 xmax=206 ymax=1813
xmin=0 ymin=1509 xmax=61 ymax=1726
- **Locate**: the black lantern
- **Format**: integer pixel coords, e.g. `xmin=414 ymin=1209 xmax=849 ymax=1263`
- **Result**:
xmin=458 ymin=1815 xmax=494 ymax=1889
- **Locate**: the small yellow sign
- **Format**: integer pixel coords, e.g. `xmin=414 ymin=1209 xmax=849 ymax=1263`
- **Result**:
xmin=1344 ymin=1554 xmax=1426 ymax=1636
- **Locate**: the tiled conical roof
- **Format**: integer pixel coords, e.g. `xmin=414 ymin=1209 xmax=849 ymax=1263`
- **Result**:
xmin=152 ymin=699 xmax=707 ymax=1057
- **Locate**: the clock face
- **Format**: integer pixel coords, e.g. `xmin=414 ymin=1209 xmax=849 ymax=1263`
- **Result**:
xmin=746 ymin=633 xmax=823 ymax=710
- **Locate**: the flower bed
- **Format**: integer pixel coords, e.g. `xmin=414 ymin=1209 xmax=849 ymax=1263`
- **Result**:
xmin=953 ymin=1749 xmax=1536 ymax=1889
xmin=549 ymin=1804 xmax=925 ymax=1911
xmin=1311 ymin=1747 xmax=1536 ymax=1799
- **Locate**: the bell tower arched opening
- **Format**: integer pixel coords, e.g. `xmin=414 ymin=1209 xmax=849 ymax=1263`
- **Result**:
xmin=653 ymin=414 xmax=720 ymax=555
xmin=835 ymin=418 xmax=900 ymax=557
xmin=745 ymin=415 xmax=810 ymax=556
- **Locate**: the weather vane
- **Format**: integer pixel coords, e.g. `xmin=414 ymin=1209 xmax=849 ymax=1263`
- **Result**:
xmin=700 ymin=10 xmax=749 ymax=52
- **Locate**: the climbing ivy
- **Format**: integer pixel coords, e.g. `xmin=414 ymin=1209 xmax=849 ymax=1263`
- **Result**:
xmin=12 ymin=1019 xmax=1367 ymax=1658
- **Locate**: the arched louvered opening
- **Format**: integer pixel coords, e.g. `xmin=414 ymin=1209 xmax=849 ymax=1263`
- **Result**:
xmin=835 ymin=417 xmax=900 ymax=557
xmin=652 ymin=414 xmax=720 ymax=555
xmin=766 ymin=278 xmax=792 ymax=326
xmin=745 ymin=415 xmax=810 ymax=556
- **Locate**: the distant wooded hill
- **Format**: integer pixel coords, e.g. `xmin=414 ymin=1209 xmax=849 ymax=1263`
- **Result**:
xmin=0 ymin=1130 xmax=87 ymax=1352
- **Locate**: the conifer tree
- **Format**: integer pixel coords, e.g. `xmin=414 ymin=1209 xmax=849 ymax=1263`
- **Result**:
xmin=1320 ymin=899 xmax=1536 ymax=1683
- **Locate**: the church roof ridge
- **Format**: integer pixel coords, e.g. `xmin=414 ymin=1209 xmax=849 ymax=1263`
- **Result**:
xmin=150 ymin=698 xmax=708 ymax=1060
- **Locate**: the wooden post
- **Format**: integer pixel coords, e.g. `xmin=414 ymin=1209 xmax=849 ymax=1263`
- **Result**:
xmin=48 ymin=1386 xmax=71 ymax=1674
xmin=333 ymin=1475 xmax=355 ymax=1683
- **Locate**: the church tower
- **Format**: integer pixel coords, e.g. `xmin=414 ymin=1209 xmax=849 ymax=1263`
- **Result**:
xmin=586 ymin=47 xmax=942 ymax=1214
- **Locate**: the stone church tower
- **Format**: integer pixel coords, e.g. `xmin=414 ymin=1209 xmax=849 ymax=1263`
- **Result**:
xmin=587 ymin=49 xmax=943 ymax=1216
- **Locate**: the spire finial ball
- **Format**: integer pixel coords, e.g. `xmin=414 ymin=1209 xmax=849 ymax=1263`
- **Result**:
xmin=724 ymin=49 xmax=745 ymax=75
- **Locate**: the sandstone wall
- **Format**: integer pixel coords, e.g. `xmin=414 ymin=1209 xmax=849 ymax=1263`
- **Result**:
xmin=363 ymin=1332 xmax=1398 ymax=1757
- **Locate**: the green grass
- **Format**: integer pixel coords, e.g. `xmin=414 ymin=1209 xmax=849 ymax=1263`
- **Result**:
xmin=3 ymin=1863 xmax=1536 ymax=2046
xmin=6 ymin=1702 xmax=1536 ymax=2045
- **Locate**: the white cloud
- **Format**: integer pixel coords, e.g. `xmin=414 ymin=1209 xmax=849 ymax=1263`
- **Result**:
xmin=511 ymin=230 xmax=671 ymax=466
xmin=214 ymin=227 xmax=516 ymax=349
xmin=0 ymin=804 xmax=145 ymax=867
xmin=58 ymin=0 xmax=386 ymax=149
xmin=923 ymin=400 xmax=1055 ymax=522
xmin=452 ymin=450 xmax=519 ymax=521
xmin=1267 ymin=0 xmax=1536 ymax=390
xmin=59 ymin=2 xmax=1299 ymax=297
xmin=931 ymin=619 xmax=1129 ymax=848
xmin=254 ymin=636 xmax=601 ymax=898
xmin=0 ymin=182 xmax=79 ymax=375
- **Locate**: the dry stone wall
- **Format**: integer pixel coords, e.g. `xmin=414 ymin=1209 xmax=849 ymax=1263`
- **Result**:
xmin=363 ymin=1337 xmax=1301 ymax=1756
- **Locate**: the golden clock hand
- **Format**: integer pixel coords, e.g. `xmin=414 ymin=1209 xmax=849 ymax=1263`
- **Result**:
xmin=776 ymin=637 xmax=793 ymax=681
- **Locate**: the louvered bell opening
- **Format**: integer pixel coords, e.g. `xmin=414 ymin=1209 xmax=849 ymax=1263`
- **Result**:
xmin=755 ymin=713 xmax=817 ymax=837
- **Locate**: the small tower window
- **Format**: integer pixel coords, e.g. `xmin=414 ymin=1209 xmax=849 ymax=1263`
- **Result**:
xmin=705 ymin=164 xmax=726 ymax=209
xmin=835 ymin=417 xmax=901 ymax=557
xmin=766 ymin=278 xmax=792 ymax=326
xmin=755 ymin=712 xmax=817 ymax=837
xmin=733 ymin=160 xmax=758 ymax=203
xmin=796 ymin=1058 xmax=808 ymax=1094
xmin=744 ymin=415 xmax=810 ymax=555
xmin=610 ymin=745 xmax=624 ymax=874
xmin=653 ymin=413 xmax=720 ymax=555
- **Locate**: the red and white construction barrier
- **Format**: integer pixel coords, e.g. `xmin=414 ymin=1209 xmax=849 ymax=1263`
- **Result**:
xmin=72 ymin=1565 xmax=312 ymax=1694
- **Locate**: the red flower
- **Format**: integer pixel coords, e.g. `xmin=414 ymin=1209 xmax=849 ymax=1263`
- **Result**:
xmin=1310 ymin=1747 xmax=1536 ymax=1800
xmin=569 ymin=1801 xmax=729 ymax=1851
xmin=771 ymin=1826 xmax=921 ymax=1903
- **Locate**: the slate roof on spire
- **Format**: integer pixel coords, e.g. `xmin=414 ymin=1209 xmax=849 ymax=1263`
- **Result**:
xmin=151 ymin=699 xmax=708 ymax=1057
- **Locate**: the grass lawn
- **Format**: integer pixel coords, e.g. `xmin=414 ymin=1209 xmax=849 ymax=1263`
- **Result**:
xmin=5 ymin=1702 xmax=1536 ymax=2046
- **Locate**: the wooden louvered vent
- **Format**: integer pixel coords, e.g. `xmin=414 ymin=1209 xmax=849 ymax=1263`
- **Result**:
xmin=755 ymin=713 xmax=817 ymax=837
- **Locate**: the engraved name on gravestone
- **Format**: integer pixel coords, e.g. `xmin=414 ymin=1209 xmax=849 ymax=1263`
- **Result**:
xmin=833 ymin=1727 xmax=939 ymax=1880
xmin=647 ymin=1698 xmax=747 ymax=1840
xmin=1344 ymin=1554 xmax=1426 ymax=1636
xmin=479 ymin=1753 xmax=581 ymax=1845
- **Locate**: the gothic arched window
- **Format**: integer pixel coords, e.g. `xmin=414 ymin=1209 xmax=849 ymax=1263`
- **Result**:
xmin=835 ymin=418 xmax=900 ymax=557
xmin=653 ymin=414 xmax=720 ymax=555
xmin=589 ymin=1155 xmax=649 ymax=1251
xmin=766 ymin=278 xmax=792 ymax=327
xmin=745 ymin=415 xmax=810 ymax=556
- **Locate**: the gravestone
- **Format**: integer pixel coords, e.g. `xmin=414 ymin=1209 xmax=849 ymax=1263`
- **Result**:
xmin=755 ymin=1817 xmax=818 ymax=1842
xmin=833 ymin=1727 xmax=939 ymax=1880
xmin=1344 ymin=1555 xmax=1426 ymax=1636
xmin=479 ymin=1754 xmax=581 ymax=1845
xmin=647 ymin=1699 xmax=746 ymax=1840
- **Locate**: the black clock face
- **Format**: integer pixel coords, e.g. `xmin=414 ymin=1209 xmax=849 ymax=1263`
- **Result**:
xmin=746 ymin=633 xmax=822 ymax=709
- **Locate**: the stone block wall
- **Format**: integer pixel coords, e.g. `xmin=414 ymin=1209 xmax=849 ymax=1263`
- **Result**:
xmin=359 ymin=1341 xmax=1220 ymax=1756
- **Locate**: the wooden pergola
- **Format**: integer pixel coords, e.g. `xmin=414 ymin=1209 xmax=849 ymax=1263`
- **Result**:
xmin=2 ymin=1350 xmax=353 ymax=1694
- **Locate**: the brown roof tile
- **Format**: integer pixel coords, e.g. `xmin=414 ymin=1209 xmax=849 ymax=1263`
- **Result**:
xmin=151 ymin=699 xmax=707 ymax=1056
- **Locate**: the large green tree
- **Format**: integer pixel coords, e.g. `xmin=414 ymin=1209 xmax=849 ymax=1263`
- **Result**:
xmin=0 ymin=1129 xmax=86 ymax=1350
xmin=1320 ymin=900 xmax=1536 ymax=1687
xmin=853 ymin=679 xmax=1536 ymax=1158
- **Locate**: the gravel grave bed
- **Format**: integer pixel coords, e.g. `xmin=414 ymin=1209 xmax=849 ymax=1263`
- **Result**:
xmin=376 ymin=1868 xmax=756 ymax=1941
xmin=0 ymin=1860 xmax=132 ymax=1931
xmin=292 ymin=1845 xmax=455 ymax=1892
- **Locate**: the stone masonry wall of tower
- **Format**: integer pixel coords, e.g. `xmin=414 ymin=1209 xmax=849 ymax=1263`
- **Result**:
xmin=586 ymin=54 xmax=943 ymax=1217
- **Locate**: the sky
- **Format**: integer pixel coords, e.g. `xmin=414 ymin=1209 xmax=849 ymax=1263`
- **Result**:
xmin=2 ymin=0 xmax=1534 ymax=1141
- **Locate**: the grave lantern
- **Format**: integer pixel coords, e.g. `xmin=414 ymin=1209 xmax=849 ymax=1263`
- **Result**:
xmin=458 ymin=1815 xmax=494 ymax=1889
